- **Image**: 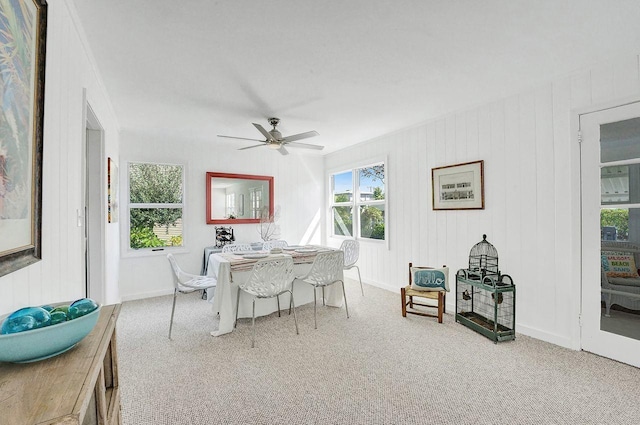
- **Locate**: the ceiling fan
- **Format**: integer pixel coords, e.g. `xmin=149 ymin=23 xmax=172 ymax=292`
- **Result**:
xmin=218 ymin=118 xmax=323 ymax=155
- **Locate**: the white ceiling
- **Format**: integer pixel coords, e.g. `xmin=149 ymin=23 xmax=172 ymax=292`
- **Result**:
xmin=72 ymin=0 xmax=640 ymax=155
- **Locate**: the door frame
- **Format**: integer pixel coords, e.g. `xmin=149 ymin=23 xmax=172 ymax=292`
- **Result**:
xmin=573 ymin=94 xmax=640 ymax=367
xmin=82 ymin=90 xmax=106 ymax=304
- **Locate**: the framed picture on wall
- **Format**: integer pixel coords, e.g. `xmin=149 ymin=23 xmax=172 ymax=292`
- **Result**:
xmin=0 ymin=0 xmax=47 ymax=277
xmin=432 ymin=160 xmax=484 ymax=210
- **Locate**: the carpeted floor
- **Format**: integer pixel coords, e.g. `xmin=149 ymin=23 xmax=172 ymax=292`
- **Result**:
xmin=117 ymin=281 xmax=640 ymax=425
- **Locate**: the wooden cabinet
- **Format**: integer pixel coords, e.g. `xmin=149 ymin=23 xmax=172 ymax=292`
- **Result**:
xmin=0 ymin=304 xmax=121 ymax=424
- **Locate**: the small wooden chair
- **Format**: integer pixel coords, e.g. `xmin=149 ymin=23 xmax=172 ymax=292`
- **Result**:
xmin=401 ymin=262 xmax=447 ymax=323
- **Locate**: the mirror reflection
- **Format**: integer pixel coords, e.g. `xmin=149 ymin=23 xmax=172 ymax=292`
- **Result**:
xmin=206 ymin=172 xmax=273 ymax=224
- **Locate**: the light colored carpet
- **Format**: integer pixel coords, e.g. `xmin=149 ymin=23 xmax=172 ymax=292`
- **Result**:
xmin=117 ymin=281 xmax=640 ymax=425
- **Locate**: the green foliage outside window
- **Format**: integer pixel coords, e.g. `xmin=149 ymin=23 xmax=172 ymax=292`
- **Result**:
xmin=360 ymin=165 xmax=385 ymax=239
xmin=360 ymin=206 xmax=385 ymax=239
xmin=334 ymin=206 xmax=353 ymax=236
xmin=332 ymin=164 xmax=386 ymax=240
xmin=601 ymin=208 xmax=629 ymax=240
xmin=129 ymin=163 xmax=183 ymax=248
xmin=130 ymin=227 xmax=165 ymax=249
xmin=373 ymin=187 xmax=384 ymax=200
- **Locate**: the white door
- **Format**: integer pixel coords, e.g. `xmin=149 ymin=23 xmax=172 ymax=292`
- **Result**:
xmin=580 ymin=100 xmax=640 ymax=367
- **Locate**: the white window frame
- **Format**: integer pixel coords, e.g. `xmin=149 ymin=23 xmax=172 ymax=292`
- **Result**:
xmin=226 ymin=192 xmax=236 ymax=217
xmin=122 ymin=161 xmax=187 ymax=257
xmin=329 ymin=160 xmax=387 ymax=243
xmin=250 ymin=186 xmax=263 ymax=219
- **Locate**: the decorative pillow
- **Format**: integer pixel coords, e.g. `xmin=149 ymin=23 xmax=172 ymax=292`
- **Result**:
xmin=601 ymin=252 xmax=640 ymax=278
xmin=410 ymin=267 xmax=449 ymax=292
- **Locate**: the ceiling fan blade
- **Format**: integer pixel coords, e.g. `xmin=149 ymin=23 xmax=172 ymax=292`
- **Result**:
xmin=281 ymin=130 xmax=319 ymax=143
xmin=284 ymin=141 xmax=324 ymax=150
xmin=218 ymin=135 xmax=265 ymax=143
xmin=238 ymin=144 xmax=266 ymax=150
xmin=253 ymin=123 xmax=276 ymax=142
xmin=278 ymin=146 xmax=289 ymax=156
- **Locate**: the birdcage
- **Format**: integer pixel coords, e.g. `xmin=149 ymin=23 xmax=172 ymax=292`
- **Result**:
xmin=467 ymin=234 xmax=499 ymax=280
xmin=456 ymin=235 xmax=515 ymax=343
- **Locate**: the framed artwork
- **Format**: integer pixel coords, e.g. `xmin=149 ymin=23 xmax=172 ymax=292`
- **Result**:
xmin=432 ymin=160 xmax=484 ymax=210
xmin=108 ymin=158 xmax=119 ymax=223
xmin=0 ymin=0 xmax=47 ymax=277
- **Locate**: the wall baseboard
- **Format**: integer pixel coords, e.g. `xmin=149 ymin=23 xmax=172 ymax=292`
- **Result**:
xmin=358 ymin=276 xmax=578 ymax=350
xmin=516 ymin=324 xmax=577 ymax=350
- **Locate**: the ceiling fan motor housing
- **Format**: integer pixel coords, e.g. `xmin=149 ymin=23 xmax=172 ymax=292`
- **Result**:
xmin=268 ymin=118 xmax=282 ymax=141
xmin=269 ymin=130 xmax=282 ymax=140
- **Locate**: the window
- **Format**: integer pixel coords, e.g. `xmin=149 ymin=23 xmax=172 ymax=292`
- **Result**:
xmin=127 ymin=162 xmax=185 ymax=250
xmin=331 ymin=163 xmax=386 ymax=240
xmin=250 ymin=186 xmax=263 ymax=219
xmin=226 ymin=193 xmax=236 ymax=218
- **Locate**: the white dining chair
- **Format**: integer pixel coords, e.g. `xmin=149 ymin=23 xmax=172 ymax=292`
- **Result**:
xmin=290 ymin=250 xmax=348 ymax=329
xmin=262 ymin=240 xmax=288 ymax=251
xmin=167 ymin=254 xmax=217 ymax=339
xmin=340 ymin=239 xmax=363 ymax=296
xmin=221 ymin=243 xmax=253 ymax=253
xmin=234 ymin=256 xmax=298 ymax=347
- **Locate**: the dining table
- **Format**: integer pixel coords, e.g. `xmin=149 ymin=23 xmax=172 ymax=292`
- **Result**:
xmin=207 ymin=246 xmax=344 ymax=336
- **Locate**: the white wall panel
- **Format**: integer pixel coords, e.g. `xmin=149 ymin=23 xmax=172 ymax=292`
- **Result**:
xmin=551 ymin=77 xmax=574 ymax=345
xmin=591 ymin=63 xmax=615 ymax=105
xmin=0 ymin=1 xmax=120 ymax=316
xmin=503 ymin=95 xmax=523 ymax=327
xmin=325 ymin=53 xmax=640 ymax=349
xmin=534 ymin=86 xmax=556 ymax=333
xmin=613 ymin=56 xmax=640 ymax=98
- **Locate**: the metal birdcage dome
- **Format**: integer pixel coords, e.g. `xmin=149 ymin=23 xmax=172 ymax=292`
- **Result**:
xmin=467 ymin=234 xmax=499 ymax=278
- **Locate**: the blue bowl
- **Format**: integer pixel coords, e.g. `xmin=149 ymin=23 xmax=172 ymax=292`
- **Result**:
xmin=0 ymin=304 xmax=101 ymax=363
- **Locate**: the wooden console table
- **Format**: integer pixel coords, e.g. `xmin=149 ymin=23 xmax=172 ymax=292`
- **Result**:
xmin=0 ymin=303 xmax=121 ymax=425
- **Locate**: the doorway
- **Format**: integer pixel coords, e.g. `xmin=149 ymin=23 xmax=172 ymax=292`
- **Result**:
xmin=580 ymin=100 xmax=640 ymax=367
xmin=84 ymin=100 xmax=105 ymax=303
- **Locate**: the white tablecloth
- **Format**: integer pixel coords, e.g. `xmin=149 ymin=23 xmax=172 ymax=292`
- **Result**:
xmin=207 ymin=251 xmax=343 ymax=336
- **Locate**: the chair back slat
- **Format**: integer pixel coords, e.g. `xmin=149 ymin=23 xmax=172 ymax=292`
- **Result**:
xmin=167 ymin=253 xmax=187 ymax=288
xmin=167 ymin=253 xmax=216 ymax=291
xmin=340 ymin=239 xmax=359 ymax=267
xmin=262 ymin=240 xmax=289 ymax=251
xmin=304 ymin=251 xmax=344 ymax=286
xmin=240 ymin=256 xmax=294 ymax=297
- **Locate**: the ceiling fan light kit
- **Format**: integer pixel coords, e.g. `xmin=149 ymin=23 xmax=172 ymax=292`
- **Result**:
xmin=218 ymin=118 xmax=324 ymax=155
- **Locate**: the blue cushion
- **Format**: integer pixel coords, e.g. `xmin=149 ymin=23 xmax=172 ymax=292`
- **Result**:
xmin=410 ymin=267 xmax=449 ymax=292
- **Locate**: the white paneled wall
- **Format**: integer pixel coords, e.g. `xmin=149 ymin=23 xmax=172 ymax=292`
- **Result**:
xmin=118 ymin=133 xmax=323 ymax=301
xmin=325 ymin=53 xmax=640 ymax=349
xmin=0 ymin=1 xmax=120 ymax=316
